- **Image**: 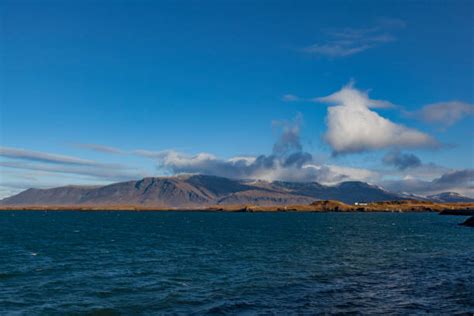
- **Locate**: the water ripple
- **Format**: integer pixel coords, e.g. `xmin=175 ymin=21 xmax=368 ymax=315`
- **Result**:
xmin=0 ymin=211 xmax=473 ymax=314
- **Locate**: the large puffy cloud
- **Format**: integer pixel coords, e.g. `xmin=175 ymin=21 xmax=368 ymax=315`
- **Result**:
xmin=316 ymin=84 xmax=438 ymax=155
xmin=135 ymin=117 xmax=379 ymax=185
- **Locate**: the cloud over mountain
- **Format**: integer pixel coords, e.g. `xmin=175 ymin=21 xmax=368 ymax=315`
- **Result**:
xmin=382 ymin=169 xmax=474 ymax=197
xmin=135 ymin=116 xmax=378 ymax=185
xmin=316 ymin=84 xmax=438 ymax=155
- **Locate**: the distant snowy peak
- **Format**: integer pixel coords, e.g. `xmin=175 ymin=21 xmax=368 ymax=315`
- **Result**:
xmin=427 ymin=192 xmax=474 ymax=203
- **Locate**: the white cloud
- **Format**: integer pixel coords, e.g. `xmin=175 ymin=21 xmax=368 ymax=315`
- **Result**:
xmin=325 ymin=164 xmax=379 ymax=183
xmin=134 ymin=115 xmax=380 ymax=185
xmin=139 ymin=150 xmax=378 ymax=185
xmin=316 ymin=84 xmax=438 ymax=155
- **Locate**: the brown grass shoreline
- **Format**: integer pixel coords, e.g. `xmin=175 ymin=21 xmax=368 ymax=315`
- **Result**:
xmin=1 ymin=200 xmax=474 ymax=214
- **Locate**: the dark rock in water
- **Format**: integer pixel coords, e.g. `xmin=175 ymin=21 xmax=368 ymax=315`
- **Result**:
xmin=461 ymin=216 xmax=474 ymax=227
xmin=440 ymin=209 xmax=474 ymax=216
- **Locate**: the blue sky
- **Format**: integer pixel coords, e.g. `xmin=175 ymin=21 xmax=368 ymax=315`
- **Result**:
xmin=0 ymin=0 xmax=473 ymax=198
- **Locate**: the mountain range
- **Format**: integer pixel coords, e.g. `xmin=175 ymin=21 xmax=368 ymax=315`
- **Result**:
xmin=1 ymin=175 xmax=472 ymax=207
xmin=427 ymin=192 xmax=474 ymax=203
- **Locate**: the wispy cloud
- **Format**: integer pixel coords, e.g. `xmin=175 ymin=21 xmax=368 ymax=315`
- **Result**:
xmin=282 ymin=94 xmax=301 ymax=102
xmin=74 ymin=143 xmax=124 ymax=154
xmin=0 ymin=161 xmax=144 ymax=182
xmin=303 ymin=18 xmax=405 ymax=57
xmin=408 ymin=101 xmax=474 ymax=128
xmin=0 ymin=147 xmax=104 ymax=167
xmin=0 ymin=147 xmax=146 ymax=187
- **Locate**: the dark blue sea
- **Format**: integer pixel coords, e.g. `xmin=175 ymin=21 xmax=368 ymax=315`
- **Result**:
xmin=0 ymin=211 xmax=473 ymax=315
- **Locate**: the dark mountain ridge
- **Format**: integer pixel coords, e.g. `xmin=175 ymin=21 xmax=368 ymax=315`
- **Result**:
xmin=427 ymin=192 xmax=474 ymax=203
xmin=1 ymin=175 xmax=400 ymax=207
xmin=1 ymin=174 xmax=469 ymax=207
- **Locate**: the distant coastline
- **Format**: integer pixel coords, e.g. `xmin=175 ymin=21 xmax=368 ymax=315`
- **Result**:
xmin=2 ymin=200 xmax=474 ymax=214
xmin=2 ymin=175 xmax=474 ymax=211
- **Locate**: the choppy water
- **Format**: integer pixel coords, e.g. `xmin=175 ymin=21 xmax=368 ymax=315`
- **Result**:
xmin=0 ymin=211 xmax=473 ymax=315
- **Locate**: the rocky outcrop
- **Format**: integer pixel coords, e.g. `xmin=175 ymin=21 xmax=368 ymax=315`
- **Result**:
xmin=461 ymin=216 xmax=474 ymax=227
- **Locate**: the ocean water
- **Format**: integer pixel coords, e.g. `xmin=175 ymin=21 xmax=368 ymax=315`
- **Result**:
xmin=0 ymin=211 xmax=473 ymax=315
